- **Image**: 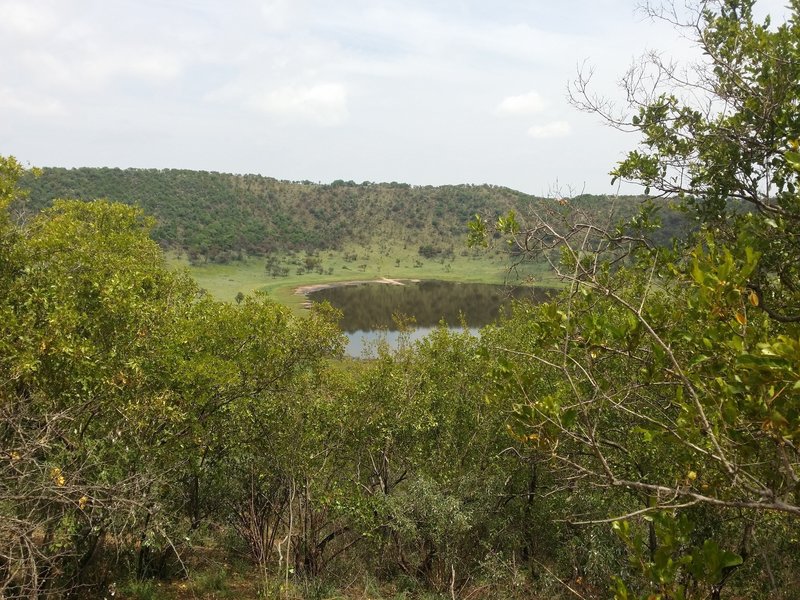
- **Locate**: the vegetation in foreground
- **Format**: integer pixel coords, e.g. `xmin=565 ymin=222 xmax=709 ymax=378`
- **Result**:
xmin=2 ymin=1 xmax=799 ymax=599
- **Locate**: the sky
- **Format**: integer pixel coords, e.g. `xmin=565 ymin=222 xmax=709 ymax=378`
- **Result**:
xmin=0 ymin=0 xmax=792 ymax=195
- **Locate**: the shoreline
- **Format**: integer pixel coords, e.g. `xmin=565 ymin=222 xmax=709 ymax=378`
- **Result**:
xmin=294 ymin=277 xmax=420 ymax=299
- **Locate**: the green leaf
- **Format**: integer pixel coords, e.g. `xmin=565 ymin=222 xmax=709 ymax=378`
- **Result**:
xmin=785 ymin=150 xmax=800 ymax=169
xmin=719 ymin=550 xmax=743 ymax=570
xmin=561 ymin=408 xmax=578 ymax=428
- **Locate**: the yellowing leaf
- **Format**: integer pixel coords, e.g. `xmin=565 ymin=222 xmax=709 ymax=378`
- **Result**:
xmin=50 ymin=467 xmax=66 ymax=487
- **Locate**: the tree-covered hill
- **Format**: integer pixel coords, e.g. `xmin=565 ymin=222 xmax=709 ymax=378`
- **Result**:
xmin=18 ymin=167 xmax=686 ymax=262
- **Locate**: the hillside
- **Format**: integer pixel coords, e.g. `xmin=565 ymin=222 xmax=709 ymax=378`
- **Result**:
xmin=18 ymin=168 xmax=687 ymax=264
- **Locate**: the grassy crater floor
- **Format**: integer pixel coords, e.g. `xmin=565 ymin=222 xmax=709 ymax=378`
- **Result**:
xmin=168 ymin=244 xmax=558 ymax=311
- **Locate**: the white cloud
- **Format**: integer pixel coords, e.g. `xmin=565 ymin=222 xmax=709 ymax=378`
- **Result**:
xmin=528 ymin=120 xmax=571 ymax=139
xmin=0 ymin=1 xmax=57 ymax=37
xmin=248 ymin=83 xmax=349 ymax=126
xmin=0 ymin=87 xmax=65 ymax=116
xmin=260 ymin=0 xmax=298 ymax=31
xmin=118 ymin=51 xmax=184 ymax=82
xmin=467 ymin=22 xmax=584 ymax=65
xmin=22 ymin=47 xmax=184 ymax=90
xmin=497 ymin=91 xmax=547 ymax=115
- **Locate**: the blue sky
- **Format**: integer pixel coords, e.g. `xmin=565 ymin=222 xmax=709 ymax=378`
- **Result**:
xmin=0 ymin=0 xmax=791 ymax=195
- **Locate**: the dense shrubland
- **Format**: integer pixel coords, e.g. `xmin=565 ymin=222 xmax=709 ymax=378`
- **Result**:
xmin=0 ymin=161 xmax=585 ymax=598
xmin=0 ymin=161 xmax=344 ymax=597
xmin=2 ymin=1 xmax=800 ymax=598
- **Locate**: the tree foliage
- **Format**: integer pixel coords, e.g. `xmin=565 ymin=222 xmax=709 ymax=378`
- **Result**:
xmin=0 ymin=159 xmax=346 ymax=597
xmin=470 ymin=1 xmax=800 ymax=597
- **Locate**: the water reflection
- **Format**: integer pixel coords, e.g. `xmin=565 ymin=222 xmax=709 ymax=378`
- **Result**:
xmin=307 ymin=280 xmax=548 ymax=357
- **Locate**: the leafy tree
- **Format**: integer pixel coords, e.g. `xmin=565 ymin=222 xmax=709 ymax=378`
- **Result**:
xmin=473 ymin=1 xmax=800 ymax=597
xmin=573 ymin=0 xmax=800 ymax=322
xmin=0 ymin=163 xmax=346 ymax=595
xmin=0 ymin=190 xmax=198 ymax=595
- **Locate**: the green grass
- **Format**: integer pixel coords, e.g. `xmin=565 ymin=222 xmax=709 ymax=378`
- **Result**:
xmin=119 ymin=579 xmax=163 ymax=600
xmin=168 ymin=243 xmax=558 ymax=312
xmin=166 ymin=254 xmax=276 ymax=303
xmin=189 ymin=566 xmax=231 ymax=597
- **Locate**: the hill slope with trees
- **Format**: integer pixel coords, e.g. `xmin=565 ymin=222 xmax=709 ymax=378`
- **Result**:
xmin=18 ymin=168 xmax=685 ymax=263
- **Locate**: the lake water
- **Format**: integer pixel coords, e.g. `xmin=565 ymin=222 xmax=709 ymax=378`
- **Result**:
xmin=307 ymin=280 xmax=548 ymax=357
